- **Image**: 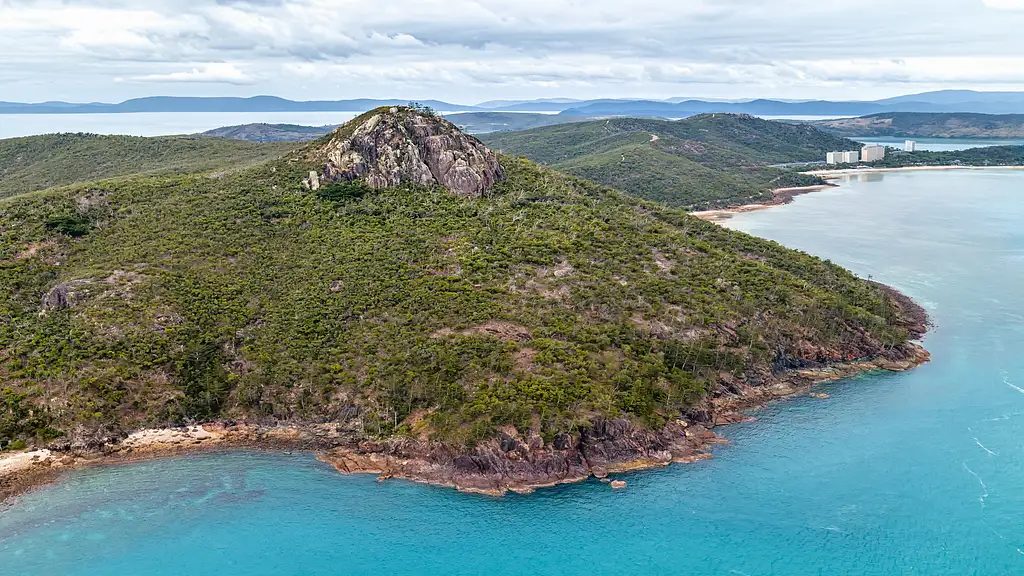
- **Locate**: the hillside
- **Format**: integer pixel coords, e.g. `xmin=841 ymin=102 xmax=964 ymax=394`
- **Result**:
xmin=480 ymin=114 xmax=857 ymax=209
xmin=202 ymin=123 xmax=335 ymax=142
xmin=445 ymin=112 xmax=593 ymax=133
xmin=814 ymin=112 xmax=1024 ymax=138
xmin=0 ymin=133 xmax=296 ymax=200
xmin=0 ymin=108 xmax=926 ymax=492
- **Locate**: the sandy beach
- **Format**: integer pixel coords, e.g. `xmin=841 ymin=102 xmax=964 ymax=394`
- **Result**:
xmin=806 ymin=165 xmax=1024 ymax=178
xmin=691 ymin=184 xmax=833 ymax=222
xmin=694 ymin=164 xmax=1024 ymax=222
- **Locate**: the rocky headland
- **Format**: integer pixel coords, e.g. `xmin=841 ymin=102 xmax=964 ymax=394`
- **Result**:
xmin=0 ymin=106 xmax=932 ymax=503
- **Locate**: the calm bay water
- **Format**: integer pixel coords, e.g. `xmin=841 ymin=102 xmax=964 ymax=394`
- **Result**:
xmin=3 ymin=170 xmax=1024 ymax=575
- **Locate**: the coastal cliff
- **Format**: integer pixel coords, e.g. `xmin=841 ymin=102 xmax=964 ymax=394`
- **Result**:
xmin=3 ymin=339 xmax=929 ymax=500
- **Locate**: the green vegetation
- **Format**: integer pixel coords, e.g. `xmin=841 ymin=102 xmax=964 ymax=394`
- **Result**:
xmin=480 ymin=114 xmax=857 ymax=210
xmin=870 ymin=146 xmax=1024 ymax=168
xmin=0 ymin=128 xmax=918 ymax=449
xmin=815 ymin=112 xmax=1024 ymax=139
xmin=0 ymin=133 xmax=297 ymax=200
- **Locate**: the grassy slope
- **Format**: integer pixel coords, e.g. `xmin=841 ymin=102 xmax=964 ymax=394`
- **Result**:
xmin=0 ymin=133 xmax=297 ymax=199
xmin=481 ymin=115 xmax=857 ymax=209
xmin=1 ymin=147 xmax=914 ymax=449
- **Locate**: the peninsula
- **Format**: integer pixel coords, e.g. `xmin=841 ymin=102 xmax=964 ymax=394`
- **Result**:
xmin=0 ymin=108 xmax=928 ymax=499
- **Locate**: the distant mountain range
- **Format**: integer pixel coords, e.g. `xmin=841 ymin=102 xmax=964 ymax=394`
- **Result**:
xmin=0 ymin=97 xmax=479 ymax=114
xmin=8 ymin=90 xmax=1024 ymax=116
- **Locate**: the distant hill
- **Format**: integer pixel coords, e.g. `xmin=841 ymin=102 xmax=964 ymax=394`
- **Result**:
xmin=558 ymin=99 xmax=890 ymax=117
xmin=0 ymin=133 xmax=296 ymax=199
xmin=11 ymin=91 xmax=1024 ymax=116
xmin=445 ymin=112 xmax=593 ymax=133
xmin=557 ymin=92 xmax=1024 ymax=117
xmin=876 ymin=90 xmax=1024 ymax=106
xmin=480 ymin=114 xmax=858 ymax=210
xmin=813 ymin=112 xmax=1024 ymax=138
xmin=202 ymin=123 xmax=336 ymax=142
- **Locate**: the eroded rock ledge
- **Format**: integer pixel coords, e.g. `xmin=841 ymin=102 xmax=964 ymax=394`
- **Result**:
xmin=1 ymin=342 xmax=929 ymax=502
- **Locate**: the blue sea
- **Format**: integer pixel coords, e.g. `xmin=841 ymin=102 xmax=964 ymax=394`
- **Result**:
xmin=3 ymin=169 xmax=1024 ymax=575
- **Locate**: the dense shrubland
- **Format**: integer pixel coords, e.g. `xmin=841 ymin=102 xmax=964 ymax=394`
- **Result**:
xmin=0 ymin=143 xmax=917 ymax=450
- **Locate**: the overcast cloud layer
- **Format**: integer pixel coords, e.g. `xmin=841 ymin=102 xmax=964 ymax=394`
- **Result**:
xmin=3 ymin=0 xmax=1024 ymax=103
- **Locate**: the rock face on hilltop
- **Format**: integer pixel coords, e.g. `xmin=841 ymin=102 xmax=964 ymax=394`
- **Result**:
xmin=303 ymin=107 xmax=504 ymax=197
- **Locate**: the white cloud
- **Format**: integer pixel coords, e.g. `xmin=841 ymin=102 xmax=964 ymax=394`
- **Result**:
xmin=982 ymin=0 xmax=1024 ymax=10
xmin=2 ymin=0 xmax=1024 ymax=101
xmin=128 ymin=63 xmax=254 ymax=84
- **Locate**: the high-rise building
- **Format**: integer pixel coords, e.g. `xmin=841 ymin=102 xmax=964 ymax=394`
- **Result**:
xmin=861 ymin=145 xmax=886 ymax=162
xmin=904 ymin=140 xmax=917 ymax=152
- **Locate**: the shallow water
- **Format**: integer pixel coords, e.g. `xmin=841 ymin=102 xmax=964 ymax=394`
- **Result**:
xmin=3 ymin=169 xmax=1024 ymax=575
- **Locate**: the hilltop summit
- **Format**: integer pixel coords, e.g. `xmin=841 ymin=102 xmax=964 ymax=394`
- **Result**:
xmin=303 ymin=106 xmax=504 ymax=197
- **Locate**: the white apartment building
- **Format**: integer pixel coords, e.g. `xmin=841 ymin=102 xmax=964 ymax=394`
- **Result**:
xmin=827 ymin=150 xmax=861 ymax=164
xmin=905 ymin=140 xmax=917 ymax=152
xmin=861 ymin=145 xmax=886 ymax=162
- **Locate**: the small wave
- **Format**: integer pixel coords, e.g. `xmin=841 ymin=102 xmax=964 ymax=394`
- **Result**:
xmin=963 ymin=462 xmax=989 ymax=507
xmin=1004 ymin=377 xmax=1024 ymax=395
xmin=974 ymin=438 xmax=999 ymax=456
xmin=984 ymin=413 xmax=1021 ymax=422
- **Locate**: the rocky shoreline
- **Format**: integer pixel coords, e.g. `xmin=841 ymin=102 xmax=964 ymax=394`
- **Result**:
xmin=0 ymin=341 xmax=930 ymax=502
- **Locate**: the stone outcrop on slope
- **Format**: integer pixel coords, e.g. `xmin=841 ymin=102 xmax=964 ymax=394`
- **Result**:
xmin=303 ymin=107 xmax=504 ymax=197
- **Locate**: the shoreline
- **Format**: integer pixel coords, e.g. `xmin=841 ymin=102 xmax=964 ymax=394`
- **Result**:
xmin=693 ymin=164 xmax=1024 ymax=222
xmin=806 ymin=164 xmax=1024 ymax=178
xmin=0 ymin=344 xmax=930 ymax=503
xmin=690 ymin=184 xmax=834 ymax=222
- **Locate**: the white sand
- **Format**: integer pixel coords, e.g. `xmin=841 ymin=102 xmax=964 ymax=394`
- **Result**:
xmin=0 ymin=450 xmax=54 ymax=477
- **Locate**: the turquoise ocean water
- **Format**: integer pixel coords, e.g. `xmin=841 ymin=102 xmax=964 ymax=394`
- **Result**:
xmin=2 ymin=169 xmax=1024 ymax=575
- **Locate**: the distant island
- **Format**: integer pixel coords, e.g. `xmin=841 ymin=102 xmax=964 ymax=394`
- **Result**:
xmin=813 ymin=112 xmax=1024 ymax=138
xmin=202 ymin=123 xmax=338 ymax=142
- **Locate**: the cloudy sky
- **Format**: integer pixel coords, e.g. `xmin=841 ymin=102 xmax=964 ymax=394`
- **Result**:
xmin=3 ymin=0 xmax=1024 ymax=104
